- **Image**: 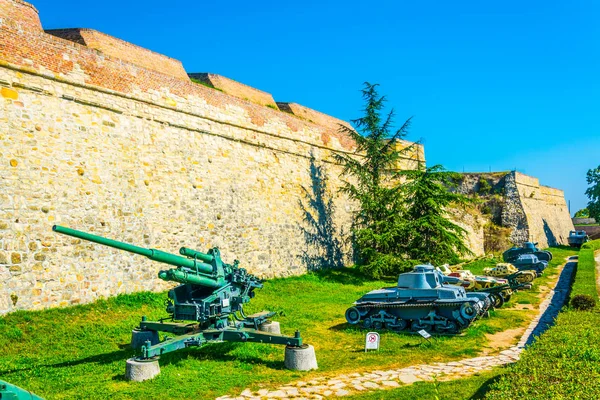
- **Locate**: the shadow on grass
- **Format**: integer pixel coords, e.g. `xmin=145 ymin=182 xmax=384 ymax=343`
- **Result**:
xmin=309 ymin=267 xmax=380 ymax=286
xmin=469 ymin=373 xmax=504 ymax=399
xmin=158 ymin=342 xmax=286 ymax=370
xmin=0 ymin=347 xmax=134 ymax=375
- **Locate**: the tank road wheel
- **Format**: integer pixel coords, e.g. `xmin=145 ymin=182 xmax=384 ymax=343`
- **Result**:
xmin=345 ymin=307 xmax=362 ymax=325
xmin=490 ymin=293 xmax=505 ymax=308
xmin=435 ymin=321 xmax=459 ymax=334
xmin=411 ymin=321 xmax=427 ymax=332
xmin=389 ymin=319 xmax=408 ymax=332
xmin=502 ymin=293 xmax=512 ymax=303
xmin=373 ymin=321 xmax=383 ymax=330
xmin=460 ymin=303 xmax=478 ymax=320
xmin=362 ymin=318 xmax=372 ymax=329
xmin=521 ymin=273 xmax=534 ymax=283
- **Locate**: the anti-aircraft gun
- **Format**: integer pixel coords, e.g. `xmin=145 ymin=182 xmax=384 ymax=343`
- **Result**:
xmin=52 ymin=225 xmax=312 ymax=375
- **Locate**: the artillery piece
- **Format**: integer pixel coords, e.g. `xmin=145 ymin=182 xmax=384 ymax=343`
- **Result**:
xmin=0 ymin=380 xmax=44 ymax=400
xmin=53 ymin=225 xmax=316 ymax=380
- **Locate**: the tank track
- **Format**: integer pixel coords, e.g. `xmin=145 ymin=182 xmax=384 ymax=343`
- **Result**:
xmin=355 ymin=301 xmax=472 ymax=308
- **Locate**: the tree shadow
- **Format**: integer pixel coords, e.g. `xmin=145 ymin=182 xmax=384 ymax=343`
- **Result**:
xmin=543 ymin=218 xmax=558 ymax=247
xmin=298 ymin=157 xmax=345 ymax=272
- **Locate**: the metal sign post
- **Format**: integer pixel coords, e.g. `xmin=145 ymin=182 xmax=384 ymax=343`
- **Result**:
xmin=417 ymin=329 xmax=432 ymax=344
xmin=365 ymin=332 xmax=380 ymax=352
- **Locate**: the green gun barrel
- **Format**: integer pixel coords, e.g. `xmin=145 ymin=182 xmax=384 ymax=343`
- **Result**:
xmin=179 ymin=247 xmax=214 ymax=263
xmin=52 ymin=225 xmax=215 ymax=278
xmin=0 ymin=380 xmax=44 ymax=400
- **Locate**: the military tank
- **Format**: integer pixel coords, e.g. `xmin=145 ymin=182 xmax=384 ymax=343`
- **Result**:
xmin=484 ymin=263 xmax=537 ymax=283
xmin=437 ymin=265 xmax=519 ymax=308
xmin=568 ymin=230 xmax=590 ymax=248
xmin=511 ymin=254 xmax=547 ymax=276
xmin=345 ymin=265 xmax=491 ymax=334
xmin=503 ymin=242 xmax=552 ymax=263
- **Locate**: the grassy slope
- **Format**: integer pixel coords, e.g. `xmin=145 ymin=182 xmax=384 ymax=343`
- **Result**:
xmin=0 ymin=248 xmax=575 ymax=399
xmin=484 ymin=240 xmax=600 ymax=399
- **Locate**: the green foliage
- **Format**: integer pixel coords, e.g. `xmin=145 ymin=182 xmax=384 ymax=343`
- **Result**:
xmin=478 ymin=177 xmax=492 ymax=194
xmin=334 ymin=83 xmax=412 ymax=278
xmin=335 ymin=83 xmax=472 ymax=277
xmin=574 ymin=208 xmax=589 ymax=218
xmin=585 ymin=165 xmax=600 ymax=220
xmin=570 ymin=294 xmax=596 ymax=311
xmin=398 ymin=165 xmax=474 ymax=264
xmin=266 ymin=104 xmax=278 ymax=110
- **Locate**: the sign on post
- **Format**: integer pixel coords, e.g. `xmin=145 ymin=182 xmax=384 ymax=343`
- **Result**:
xmin=417 ymin=329 xmax=431 ymax=342
xmin=365 ymin=332 xmax=380 ymax=352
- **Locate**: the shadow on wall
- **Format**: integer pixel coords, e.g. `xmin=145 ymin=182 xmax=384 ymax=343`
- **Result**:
xmin=543 ymin=218 xmax=558 ymax=246
xmin=298 ymin=158 xmax=345 ymax=271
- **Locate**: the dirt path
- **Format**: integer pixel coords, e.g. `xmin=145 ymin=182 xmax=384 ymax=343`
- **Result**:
xmin=218 ymin=259 xmax=577 ymax=400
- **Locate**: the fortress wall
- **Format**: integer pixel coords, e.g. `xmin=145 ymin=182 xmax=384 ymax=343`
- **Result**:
xmin=46 ymin=29 xmax=189 ymax=80
xmin=513 ymin=172 xmax=574 ymax=247
xmin=0 ymin=64 xmax=356 ymax=314
xmin=189 ymin=73 xmax=278 ymax=108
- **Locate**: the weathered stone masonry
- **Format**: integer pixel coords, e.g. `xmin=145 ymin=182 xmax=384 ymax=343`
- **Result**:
xmin=0 ymin=0 xmax=425 ymax=314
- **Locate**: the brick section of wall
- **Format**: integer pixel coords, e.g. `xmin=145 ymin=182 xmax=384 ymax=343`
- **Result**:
xmin=0 ymin=0 xmax=41 ymax=32
xmin=0 ymin=0 xmax=359 ymax=153
xmin=45 ymin=29 xmax=189 ymax=80
xmin=189 ymin=73 xmax=278 ymax=108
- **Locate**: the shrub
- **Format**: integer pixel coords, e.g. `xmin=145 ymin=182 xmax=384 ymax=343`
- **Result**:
xmin=571 ymin=294 xmax=597 ymax=311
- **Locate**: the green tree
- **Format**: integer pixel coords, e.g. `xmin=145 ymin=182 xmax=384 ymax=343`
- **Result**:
xmin=398 ymin=165 xmax=473 ymax=264
xmin=334 ymin=83 xmax=413 ymax=278
xmin=574 ymin=208 xmax=589 ymax=218
xmin=586 ymin=165 xmax=600 ymax=220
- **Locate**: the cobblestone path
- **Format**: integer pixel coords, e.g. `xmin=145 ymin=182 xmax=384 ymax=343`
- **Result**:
xmin=218 ymin=259 xmax=576 ymax=400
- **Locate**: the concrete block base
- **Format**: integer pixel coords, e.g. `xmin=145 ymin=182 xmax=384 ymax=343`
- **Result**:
xmin=284 ymin=344 xmax=318 ymax=371
xmin=131 ymin=329 xmax=159 ymax=349
xmin=259 ymin=321 xmax=281 ymax=334
xmin=125 ymin=358 xmax=160 ymax=381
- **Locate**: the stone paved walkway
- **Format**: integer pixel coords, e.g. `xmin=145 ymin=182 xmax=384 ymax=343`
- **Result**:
xmin=217 ymin=259 xmax=576 ymax=400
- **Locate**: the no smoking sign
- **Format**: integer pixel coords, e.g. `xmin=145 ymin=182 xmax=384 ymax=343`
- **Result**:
xmin=365 ymin=332 xmax=380 ymax=352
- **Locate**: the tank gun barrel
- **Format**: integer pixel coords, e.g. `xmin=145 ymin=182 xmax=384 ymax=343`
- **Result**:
xmin=52 ymin=225 xmax=214 ymax=276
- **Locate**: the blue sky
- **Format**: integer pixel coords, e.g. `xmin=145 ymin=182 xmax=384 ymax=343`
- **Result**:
xmin=33 ymin=0 xmax=599 ymax=214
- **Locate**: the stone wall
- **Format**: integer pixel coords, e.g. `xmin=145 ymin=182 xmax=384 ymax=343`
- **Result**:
xmin=513 ymin=172 xmax=574 ymax=247
xmin=455 ymin=171 xmax=574 ymax=250
xmin=0 ymin=0 xmax=426 ymax=314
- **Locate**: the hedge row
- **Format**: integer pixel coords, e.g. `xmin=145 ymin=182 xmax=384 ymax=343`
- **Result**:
xmin=485 ymin=241 xmax=600 ymax=399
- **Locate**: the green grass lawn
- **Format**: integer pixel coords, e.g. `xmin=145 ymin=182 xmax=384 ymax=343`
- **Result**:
xmin=0 ymin=247 xmax=576 ymax=399
xmin=483 ymin=240 xmax=600 ymax=399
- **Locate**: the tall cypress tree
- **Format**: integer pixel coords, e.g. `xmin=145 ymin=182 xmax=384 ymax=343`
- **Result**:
xmin=335 ymin=83 xmax=413 ymax=278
